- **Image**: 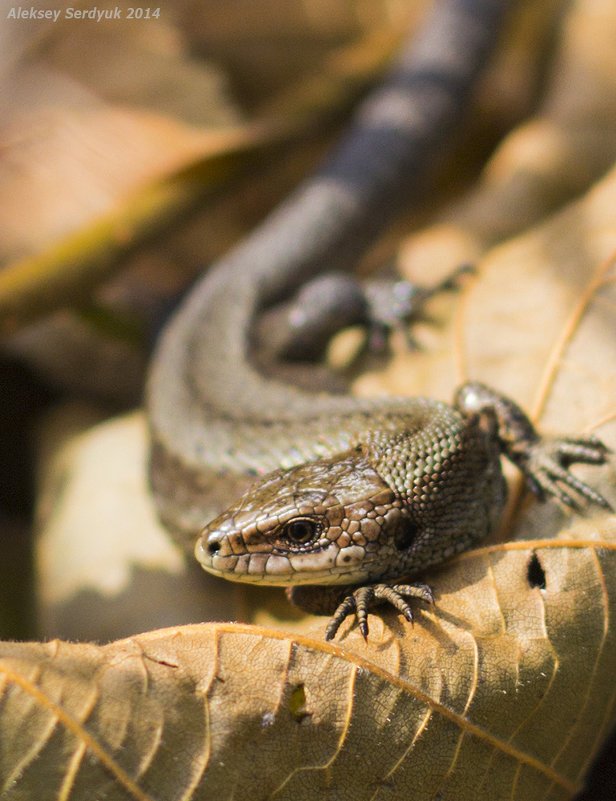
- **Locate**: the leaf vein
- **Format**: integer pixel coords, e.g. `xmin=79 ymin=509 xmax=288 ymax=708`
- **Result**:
xmin=207 ymin=623 xmax=579 ymax=794
xmin=0 ymin=663 xmax=156 ymax=801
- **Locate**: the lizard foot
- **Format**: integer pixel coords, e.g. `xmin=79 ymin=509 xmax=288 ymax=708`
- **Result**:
xmin=325 ymin=582 xmax=434 ymax=641
xmin=520 ymin=435 xmax=612 ymax=511
xmin=362 ymin=263 xmax=474 ymax=353
xmin=259 ymin=263 xmax=473 ymax=363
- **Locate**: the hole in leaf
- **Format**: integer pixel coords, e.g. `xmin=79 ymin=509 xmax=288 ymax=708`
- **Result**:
xmin=288 ymin=683 xmax=310 ymax=722
xmin=527 ymin=552 xmax=546 ymax=590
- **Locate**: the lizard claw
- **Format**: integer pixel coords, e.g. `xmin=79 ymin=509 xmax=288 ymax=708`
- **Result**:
xmin=325 ymin=582 xmax=434 ymax=641
xmin=363 ymin=263 xmax=474 ymax=354
xmin=521 ymin=435 xmax=613 ymax=511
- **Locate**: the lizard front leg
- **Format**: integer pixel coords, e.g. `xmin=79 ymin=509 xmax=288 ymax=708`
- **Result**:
xmin=454 ymin=381 xmax=613 ymax=511
xmin=288 ymin=583 xmax=434 ymax=641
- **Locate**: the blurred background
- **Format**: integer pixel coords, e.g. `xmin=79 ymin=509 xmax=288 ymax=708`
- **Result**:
xmin=1 ymin=1 xmax=616 ymax=795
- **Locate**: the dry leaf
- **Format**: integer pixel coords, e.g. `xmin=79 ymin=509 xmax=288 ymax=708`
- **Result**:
xmin=18 ymin=157 xmax=616 ymax=801
xmin=2 ymin=515 xmax=616 ymax=801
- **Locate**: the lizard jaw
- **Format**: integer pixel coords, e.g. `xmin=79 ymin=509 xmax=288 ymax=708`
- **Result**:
xmin=194 ymin=536 xmax=378 ymax=587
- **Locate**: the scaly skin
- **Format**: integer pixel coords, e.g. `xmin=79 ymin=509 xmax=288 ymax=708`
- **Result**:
xmin=148 ymin=0 xmax=516 ymax=552
xmin=195 ymin=382 xmax=611 ymax=639
xmin=147 ymin=0 xmax=614 ymax=639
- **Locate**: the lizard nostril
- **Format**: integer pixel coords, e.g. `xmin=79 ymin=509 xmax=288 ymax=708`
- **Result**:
xmin=207 ymin=538 xmax=222 ymax=555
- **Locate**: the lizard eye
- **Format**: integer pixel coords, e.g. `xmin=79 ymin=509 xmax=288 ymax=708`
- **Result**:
xmin=282 ymin=517 xmax=319 ymax=544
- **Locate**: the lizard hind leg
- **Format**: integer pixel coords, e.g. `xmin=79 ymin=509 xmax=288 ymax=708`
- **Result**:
xmin=258 ymin=264 xmax=472 ymax=364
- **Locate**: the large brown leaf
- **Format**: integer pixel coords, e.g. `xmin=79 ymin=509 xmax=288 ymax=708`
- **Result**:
xmin=8 ymin=164 xmax=616 ymax=801
xmin=1 ymin=518 xmax=616 ymax=801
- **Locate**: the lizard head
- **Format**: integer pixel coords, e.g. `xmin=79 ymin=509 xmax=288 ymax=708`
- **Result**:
xmin=195 ymin=450 xmax=416 ymax=586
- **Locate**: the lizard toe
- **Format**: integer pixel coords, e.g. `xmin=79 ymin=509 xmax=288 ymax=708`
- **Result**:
xmin=326 ymin=582 xmax=434 ymax=640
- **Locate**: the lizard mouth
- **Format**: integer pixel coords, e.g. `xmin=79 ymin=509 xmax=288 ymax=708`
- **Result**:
xmin=194 ymin=538 xmax=371 ymax=586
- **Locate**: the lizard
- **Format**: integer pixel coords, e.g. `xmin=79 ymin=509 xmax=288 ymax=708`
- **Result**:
xmin=146 ymin=0 xmax=613 ymax=640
